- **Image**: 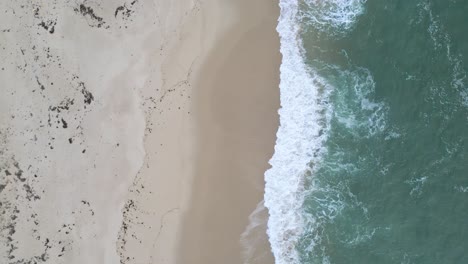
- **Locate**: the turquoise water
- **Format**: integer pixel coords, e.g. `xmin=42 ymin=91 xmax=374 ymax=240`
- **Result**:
xmin=265 ymin=0 xmax=468 ymax=263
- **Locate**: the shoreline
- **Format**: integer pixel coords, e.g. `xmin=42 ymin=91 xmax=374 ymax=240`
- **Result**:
xmin=177 ymin=0 xmax=281 ymax=263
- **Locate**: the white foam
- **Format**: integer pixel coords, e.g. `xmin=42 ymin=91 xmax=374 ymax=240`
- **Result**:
xmin=454 ymin=186 xmax=468 ymax=193
xmin=406 ymin=176 xmax=428 ymax=197
xmin=332 ymin=67 xmax=388 ymax=137
xmin=264 ymin=1 xmax=332 ymax=263
xmin=301 ymin=0 xmax=367 ymax=35
xmin=421 ymin=1 xmax=468 ymax=107
xmin=266 ymin=1 xmax=368 ymax=262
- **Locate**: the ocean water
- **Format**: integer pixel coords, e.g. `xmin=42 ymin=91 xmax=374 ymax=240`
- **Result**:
xmin=265 ymin=0 xmax=468 ymax=263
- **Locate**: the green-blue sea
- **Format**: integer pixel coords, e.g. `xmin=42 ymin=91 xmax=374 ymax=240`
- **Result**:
xmin=264 ymin=1 xmax=468 ymax=263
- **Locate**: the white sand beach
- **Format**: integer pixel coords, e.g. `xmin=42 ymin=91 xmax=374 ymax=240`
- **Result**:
xmin=0 ymin=0 xmax=280 ymax=263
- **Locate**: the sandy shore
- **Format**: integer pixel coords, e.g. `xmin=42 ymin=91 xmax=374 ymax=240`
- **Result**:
xmin=0 ymin=0 xmax=280 ymax=263
xmin=177 ymin=0 xmax=281 ymax=263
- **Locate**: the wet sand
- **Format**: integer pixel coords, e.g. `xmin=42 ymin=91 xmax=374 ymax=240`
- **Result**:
xmin=177 ymin=0 xmax=281 ymax=263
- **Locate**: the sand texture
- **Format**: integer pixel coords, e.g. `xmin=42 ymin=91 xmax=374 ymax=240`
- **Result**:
xmin=0 ymin=0 xmax=280 ymax=263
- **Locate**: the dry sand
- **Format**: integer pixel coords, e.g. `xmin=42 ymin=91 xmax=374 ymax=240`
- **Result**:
xmin=0 ymin=0 xmax=280 ymax=263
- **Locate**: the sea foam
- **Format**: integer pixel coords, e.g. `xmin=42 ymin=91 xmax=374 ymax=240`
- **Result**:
xmin=265 ymin=0 xmax=366 ymax=263
xmin=301 ymin=0 xmax=367 ymax=36
xmin=264 ymin=0 xmax=332 ymax=263
xmin=421 ymin=1 xmax=468 ymax=108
